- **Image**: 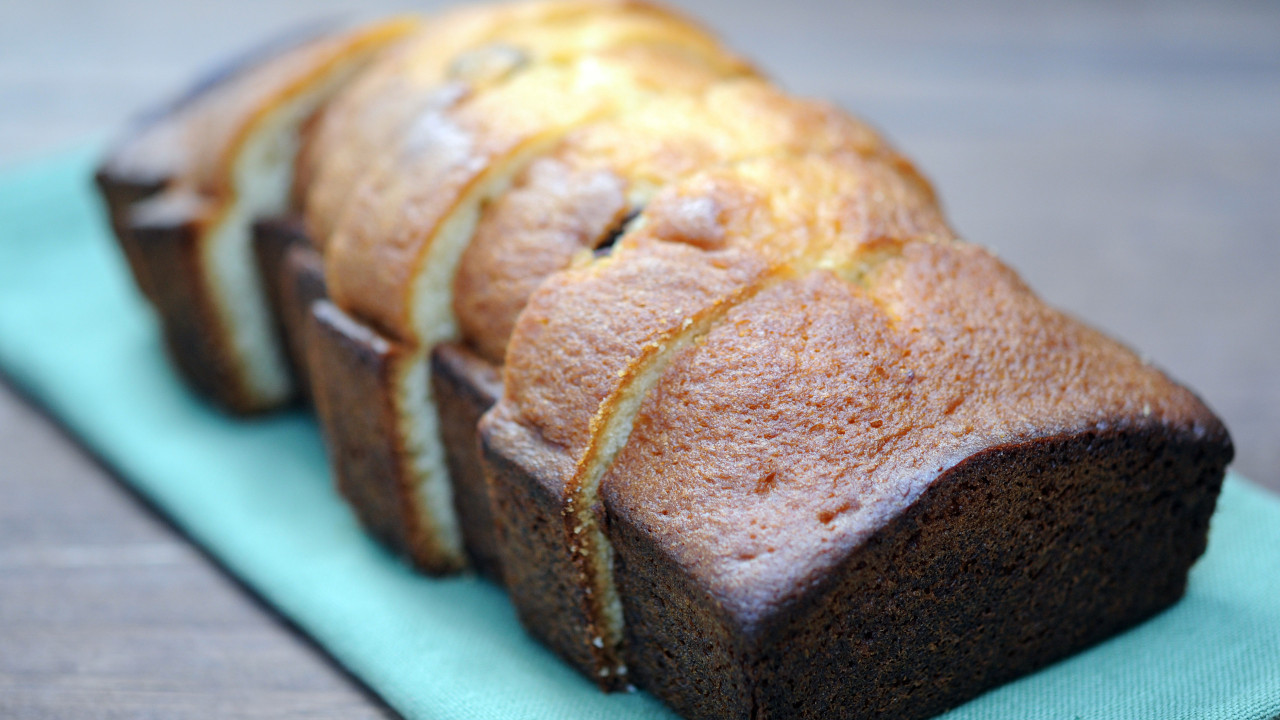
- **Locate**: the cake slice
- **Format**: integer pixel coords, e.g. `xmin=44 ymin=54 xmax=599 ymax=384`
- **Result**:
xmin=98 ymin=18 xmax=419 ymax=412
xmin=97 ymin=23 xmax=337 ymax=314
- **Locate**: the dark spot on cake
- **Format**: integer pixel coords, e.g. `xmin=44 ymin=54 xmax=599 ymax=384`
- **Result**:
xmin=817 ymin=501 xmax=854 ymax=525
xmin=594 ymin=207 xmax=643 ymax=257
xmin=754 ymin=470 xmax=778 ymax=495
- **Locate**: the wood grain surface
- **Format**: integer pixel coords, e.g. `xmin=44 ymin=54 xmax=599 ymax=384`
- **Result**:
xmin=1 ymin=0 xmax=1276 ymax=717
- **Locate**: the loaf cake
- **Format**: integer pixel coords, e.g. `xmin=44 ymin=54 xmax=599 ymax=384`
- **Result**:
xmin=97 ymin=2 xmax=1234 ymax=718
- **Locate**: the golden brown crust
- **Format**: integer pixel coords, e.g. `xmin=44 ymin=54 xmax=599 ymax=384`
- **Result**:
xmin=498 ymin=151 xmax=950 ymax=461
xmin=96 ymin=25 xmax=340 ymax=307
xmin=300 ymin=0 xmax=739 ymax=244
xmin=494 ymin=243 xmax=766 ymax=455
xmin=602 ymin=245 xmax=1223 ymax=621
xmin=452 ymin=80 xmax=929 ymax=362
xmin=178 ymin=18 xmax=419 ymax=201
xmin=296 ymin=6 xmax=509 ymax=246
xmin=321 ymin=7 xmax=753 ymax=341
xmin=100 ymin=19 xmax=417 ymax=206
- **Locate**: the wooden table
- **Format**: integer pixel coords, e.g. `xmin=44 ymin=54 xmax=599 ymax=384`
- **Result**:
xmin=1 ymin=0 xmax=1276 ymax=716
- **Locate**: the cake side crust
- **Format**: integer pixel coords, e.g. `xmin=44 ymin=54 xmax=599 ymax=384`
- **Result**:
xmin=431 ymin=342 xmax=505 ymax=582
xmin=306 ymin=300 xmax=464 ymax=572
xmin=95 ymin=169 xmax=170 ymax=304
xmin=477 ymin=412 xmax=617 ymax=684
xmin=248 ymin=216 xmax=331 ymax=404
xmin=251 ymin=215 xmax=314 ymax=400
xmin=279 ymin=242 xmax=329 ymax=402
xmin=609 ymin=426 xmax=1230 ymax=720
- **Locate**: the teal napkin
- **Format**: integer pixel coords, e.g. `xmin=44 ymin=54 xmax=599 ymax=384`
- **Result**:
xmin=1 ymin=145 xmax=1277 ymax=720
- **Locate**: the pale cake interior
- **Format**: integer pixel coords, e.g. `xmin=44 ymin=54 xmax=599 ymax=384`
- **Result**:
xmin=203 ymin=51 xmax=395 ymax=406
